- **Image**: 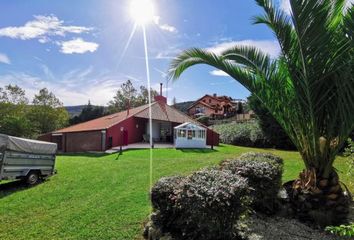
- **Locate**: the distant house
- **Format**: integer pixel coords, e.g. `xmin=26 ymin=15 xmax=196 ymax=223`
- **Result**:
xmin=187 ymin=94 xmax=239 ymax=118
xmin=39 ymin=93 xmax=219 ymax=152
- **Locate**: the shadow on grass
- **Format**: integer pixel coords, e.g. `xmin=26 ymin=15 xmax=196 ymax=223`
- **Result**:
xmin=177 ymin=148 xmax=218 ymax=153
xmin=57 ymin=152 xmax=111 ymax=158
xmin=0 ymin=180 xmax=28 ymax=199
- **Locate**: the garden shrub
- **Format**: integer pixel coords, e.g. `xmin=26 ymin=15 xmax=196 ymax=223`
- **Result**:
xmin=213 ymin=120 xmax=271 ymax=148
xmin=220 ymin=152 xmax=284 ymax=214
xmin=150 ymin=176 xmax=184 ymax=231
xmin=146 ymin=169 xmax=251 ymax=240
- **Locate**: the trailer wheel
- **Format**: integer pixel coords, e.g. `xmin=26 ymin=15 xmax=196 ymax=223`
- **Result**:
xmin=26 ymin=171 xmax=40 ymax=186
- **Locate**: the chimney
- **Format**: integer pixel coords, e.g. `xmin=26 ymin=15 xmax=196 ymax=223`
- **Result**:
xmin=154 ymin=83 xmax=167 ymax=104
xmin=213 ymin=93 xmax=217 ymax=97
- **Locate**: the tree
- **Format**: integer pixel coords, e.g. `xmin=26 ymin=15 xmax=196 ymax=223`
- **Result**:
xmin=108 ymin=80 xmax=158 ymax=113
xmin=169 ymin=0 xmax=354 ymax=225
xmin=108 ymin=80 xmax=137 ymax=113
xmin=0 ymin=84 xmax=28 ymax=104
xmin=172 ymin=97 xmax=177 ymax=105
xmin=236 ymin=101 xmax=243 ymax=114
xmin=28 ymin=88 xmax=69 ymax=134
xmin=136 ymin=86 xmax=158 ymax=106
xmin=69 ymin=101 xmax=107 ymax=125
xmin=248 ymin=94 xmax=296 ymax=150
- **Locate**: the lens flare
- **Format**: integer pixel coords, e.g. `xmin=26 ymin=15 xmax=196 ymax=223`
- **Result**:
xmin=130 ymin=0 xmax=155 ymax=25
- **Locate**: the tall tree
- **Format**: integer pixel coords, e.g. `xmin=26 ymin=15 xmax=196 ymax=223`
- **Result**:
xmin=108 ymin=80 xmax=137 ymax=113
xmin=169 ymin=0 xmax=354 ymax=225
xmin=28 ymin=88 xmax=69 ymax=134
xmin=0 ymin=84 xmax=28 ymax=104
xmin=108 ymin=80 xmax=159 ymax=113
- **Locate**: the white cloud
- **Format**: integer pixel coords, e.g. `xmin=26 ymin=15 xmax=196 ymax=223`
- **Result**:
xmin=159 ymin=24 xmax=178 ymax=33
xmin=280 ymin=0 xmax=292 ymax=15
xmin=0 ymin=69 xmax=139 ymax=105
xmin=207 ymin=39 xmax=281 ymax=58
xmin=0 ymin=53 xmax=10 ymax=64
xmin=153 ymin=15 xmax=178 ymax=33
xmin=210 ymin=70 xmax=229 ymax=77
xmin=60 ymin=38 xmax=99 ymax=54
xmin=0 ymin=15 xmax=92 ymax=43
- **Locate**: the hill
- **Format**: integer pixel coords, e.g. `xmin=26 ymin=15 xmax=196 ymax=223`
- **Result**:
xmin=172 ymin=101 xmax=194 ymax=113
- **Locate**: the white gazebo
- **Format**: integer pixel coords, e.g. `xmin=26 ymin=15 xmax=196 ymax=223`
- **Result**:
xmin=174 ymin=122 xmax=207 ymax=148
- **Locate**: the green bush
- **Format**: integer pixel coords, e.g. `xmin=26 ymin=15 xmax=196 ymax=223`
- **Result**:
xmin=146 ymin=169 xmax=251 ymax=240
xmin=325 ymin=223 xmax=354 ymax=238
xmin=213 ymin=120 xmax=271 ymax=147
xmin=220 ymin=152 xmax=284 ymax=214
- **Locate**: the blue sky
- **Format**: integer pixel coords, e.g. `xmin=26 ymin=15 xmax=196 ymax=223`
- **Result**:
xmin=0 ymin=0 xmax=307 ymax=105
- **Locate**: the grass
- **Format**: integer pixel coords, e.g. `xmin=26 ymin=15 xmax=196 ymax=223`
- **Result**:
xmin=0 ymin=144 xmax=351 ymax=239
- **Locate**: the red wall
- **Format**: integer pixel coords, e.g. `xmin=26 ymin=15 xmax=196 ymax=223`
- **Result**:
xmin=206 ymin=128 xmax=220 ymax=146
xmin=106 ymin=117 xmax=146 ymax=149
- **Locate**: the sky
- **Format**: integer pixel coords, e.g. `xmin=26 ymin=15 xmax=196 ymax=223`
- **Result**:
xmin=0 ymin=0 xmax=351 ymax=106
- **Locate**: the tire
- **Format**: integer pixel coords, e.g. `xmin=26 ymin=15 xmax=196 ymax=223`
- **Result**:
xmin=26 ymin=171 xmax=40 ymax=186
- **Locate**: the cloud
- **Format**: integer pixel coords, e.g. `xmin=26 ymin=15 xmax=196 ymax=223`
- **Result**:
xmin=210 ymin=70 xmax=229 ymax=77
xmin=207 ymin=39 xmax=281 ymax=58
xmin=153 ymin=15 xmax=178 ymax=33
xmin=60 ymin=38 xmax=99 ymax=54
xmin=280 ymin=0 xmax=292 ymax=15
xmin=0 ymin=69 xmax=139 ymax=105
xmin=0 ymin=53 xmax=10 ymax=64
xmin=159 ymin=24 xmax=178 ymax=33
xmin=155 ymin=46 xmax=181 ymax=59
xmin=0 ymin=15 xmax=92 ymax=43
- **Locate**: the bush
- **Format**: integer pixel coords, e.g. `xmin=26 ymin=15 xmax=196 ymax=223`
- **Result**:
xmin=150 ymin=176 xmax=184 ymax=231
xmin=196 ymin=116 xmax=209 ymax=126
xmin=247 ymin=94 xmax=296 ymax=150
xmin=220 ymin=152 xmax=284 ymax=213
xmin=213 ymin=120 xmax=271 ymax=147
xmin=146 ymin=170 xmax=251 ymax=240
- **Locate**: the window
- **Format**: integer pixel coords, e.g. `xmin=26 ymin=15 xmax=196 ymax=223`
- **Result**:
xmin=178 ymin=130 xmax=186 ymax=138
xmin=187 ymin=130 xmax=195 ymax=139
xmin=209 ymin=99 xmax=211 ymax=103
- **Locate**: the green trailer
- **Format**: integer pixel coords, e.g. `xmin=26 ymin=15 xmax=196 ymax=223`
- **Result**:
xmin=0 ymin=134 xmax=57 ymax=185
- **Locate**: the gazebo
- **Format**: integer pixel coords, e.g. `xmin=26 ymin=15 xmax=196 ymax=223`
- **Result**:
xmin=174 ymin=122 xmax=207 ymax=148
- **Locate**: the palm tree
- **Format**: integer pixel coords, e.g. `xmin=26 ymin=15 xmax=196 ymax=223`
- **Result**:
xmin=169 ymin=0 xmax=354 ymax=225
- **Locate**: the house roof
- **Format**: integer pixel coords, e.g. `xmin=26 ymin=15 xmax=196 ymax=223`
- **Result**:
xmin=54 ymin=100 xmax=200 ymax=133
xmin=187 ymin=94 xmax=234 ymax=110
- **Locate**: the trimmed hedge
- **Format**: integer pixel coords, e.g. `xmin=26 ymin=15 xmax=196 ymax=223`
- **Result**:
xmin=145 ymin=152 xmax=285 ymax=239
xmin=146 ymin=170 xmax=251 ymax=240
xmin=213 ymin=120 xmax=271 ymax=148
xmin=220 ymin=152 xmax=284 ymax=213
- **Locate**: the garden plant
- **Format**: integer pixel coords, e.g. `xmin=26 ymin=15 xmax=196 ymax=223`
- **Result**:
xmin=169 ymin=0 xmax=354 ymax=226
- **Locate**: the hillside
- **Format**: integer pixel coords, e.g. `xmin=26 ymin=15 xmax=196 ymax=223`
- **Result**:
xmin=172 ymin=101 xmax=194 ymax=113
xmin=65 ymin=105 xmax=87 ymax=117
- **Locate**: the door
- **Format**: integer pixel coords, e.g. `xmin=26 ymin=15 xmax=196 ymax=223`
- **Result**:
xmin=123 ymin=130 xmax=128 ymax=145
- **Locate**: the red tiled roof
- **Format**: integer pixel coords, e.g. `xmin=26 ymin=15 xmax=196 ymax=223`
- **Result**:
xmin=54 ymin=100 xmax=200 ymax=133
xmin=54 ymin=104 xmax=149 ymax=133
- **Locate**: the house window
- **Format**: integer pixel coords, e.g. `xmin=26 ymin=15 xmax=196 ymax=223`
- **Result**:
xmin=178 ymin=130 xmax=186 ymax=138
xmin=195 ymin=107 xmax=205 ymax=114
xmin=209 ymin=99 xmax=211 ymax=103
xmin=187 ymin=130 xmax=195 ymax=139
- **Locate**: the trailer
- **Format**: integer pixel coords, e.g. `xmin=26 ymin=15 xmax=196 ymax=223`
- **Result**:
xmin=0 ymin=134 xmax=57 ymax=185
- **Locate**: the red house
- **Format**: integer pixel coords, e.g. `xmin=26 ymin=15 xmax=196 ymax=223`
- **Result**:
xmin=187 ymin=94 xmax=237 ymax=118
xmin=40 ymin=95 xmax=219 ymax=152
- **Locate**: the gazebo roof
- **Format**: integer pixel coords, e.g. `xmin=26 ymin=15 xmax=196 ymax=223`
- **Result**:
xmin=174 ymin=122 xmax=206 ymax=130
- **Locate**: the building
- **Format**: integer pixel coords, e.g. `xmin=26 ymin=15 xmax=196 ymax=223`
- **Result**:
xmin=174 ymin=122 xmax=207 ymax=148
xmin=187 ymin=94 xmax=238 ymax=118
xmin=39 ymin=94 xmax=219 ymax=152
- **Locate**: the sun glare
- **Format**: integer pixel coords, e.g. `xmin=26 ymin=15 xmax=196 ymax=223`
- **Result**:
xmin=130 ymin=0 xmax=155 ymax=25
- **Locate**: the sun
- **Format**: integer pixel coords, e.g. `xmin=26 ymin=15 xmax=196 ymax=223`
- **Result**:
xmin=130 ymin=0 xmax=155 ymax=25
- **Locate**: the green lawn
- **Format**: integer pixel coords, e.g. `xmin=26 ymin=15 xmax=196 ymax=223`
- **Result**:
xmin=0 ymin=144 xmax=351 ymax=239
